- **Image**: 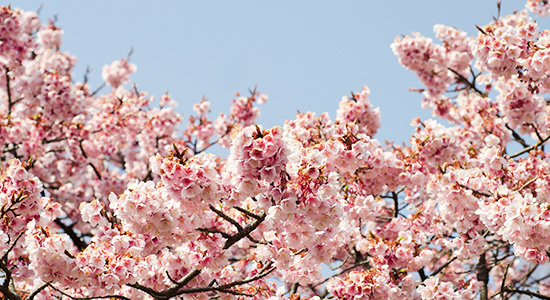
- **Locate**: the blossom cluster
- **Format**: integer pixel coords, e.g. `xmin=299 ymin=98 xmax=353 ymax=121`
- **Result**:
xmin=4 ymin=2 xmax=550 ymax=300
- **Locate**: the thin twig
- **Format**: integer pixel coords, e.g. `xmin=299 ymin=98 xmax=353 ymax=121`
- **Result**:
xmin=515 ymin=177 xmax=537 ymax=193
xmin=505 ymin=123 xmax=529 ymax=148
xmin=456 ymin=183 xmax=492 ymax=198
xmin=431 ymin=256 xmax=457 ymax=277
xmin=509 ymin=135 xmax=550 ymax=159
xmin=504 ymin=288 xmax=550 ymax=300
xmin=129 ymin=269 xmax=202 ymax=299
xmin=2 ymin=231 xmax=24 ymax=263
xmin=26 ymin=281 xmax=52 ymax=300
xmin=232 ymin=206 xmax=263 ymax=220
xmin=91 ymin=82 xmax=106 ymax=97
xmin=500 ymin=262 xmax=511 ymax=300
xmin=448 ymin=67 xmax=485 ymax=96
xmin=209 ymin=205 xmax=243 ymax=231
xmin=48 ymin=283 xmax=131 ymax=300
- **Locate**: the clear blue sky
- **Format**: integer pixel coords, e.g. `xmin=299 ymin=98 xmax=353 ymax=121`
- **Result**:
xmin=13 ymin=1 xmax=550 ymax=146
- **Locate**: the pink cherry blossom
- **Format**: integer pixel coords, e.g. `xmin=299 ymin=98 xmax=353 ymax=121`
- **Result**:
xmin=2 ymin=2 xmax=550 ymax=300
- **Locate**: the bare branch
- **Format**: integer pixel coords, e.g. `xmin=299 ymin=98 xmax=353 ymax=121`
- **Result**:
xmin=477 ymin=253 xmax=489 ymax=300
xmin=456 ymin=183 xmax=492 ymax=198
xmin=209 ymin=204 xmax=243 ymax=231
xmin=196 ymin=227 xmax=232 ymax=239
xmin=505 ymin=123 xmax=529 ymax=148
xmin=48 ymin=283 xmax=131 ymax=300
xmin=504 ymin=288 xmax=550 ymax=300
xmin=515 ymin=177 xmax=537 ymax=193
xmin=448 ymin=67 xmax=485 ymax=96
xmin=174 ymin=262 xmax=275 ymax=296
xmin=129 ymin=269 xmax=202 ymax=299
xmin=499 ymin=262 xmax=511 ymax=300
xmin=222 ymin=210 xmax=266 ymax=250
xmin=509 ymin=135 xmax=550 ymax=159
xmin=129 ymin=263 xmax=275 ymax=299
xmin=91 ymin=82 xmax=106 ymax=97
xmin=2 ymin=231 xmax=24 ymax=264
xmin=232 ymin=206 xmax=263 ymax=220
xmin=54 ymin=219 xmax=88 ymax=251
xmin=431 ymin=256 xmax=457 ymax=277
xmin=26 ymin=281 xmax=52 ymax=300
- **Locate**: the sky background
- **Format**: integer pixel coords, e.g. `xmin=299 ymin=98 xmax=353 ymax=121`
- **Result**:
xmin=12 ymin=1 xmax=550 ymax=149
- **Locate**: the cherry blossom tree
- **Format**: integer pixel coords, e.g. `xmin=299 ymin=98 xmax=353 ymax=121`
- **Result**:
xmin=3 ymin=1 xmax=550 ymax=299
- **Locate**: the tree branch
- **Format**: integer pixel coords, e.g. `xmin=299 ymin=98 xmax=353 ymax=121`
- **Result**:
xmin=129 ymin=269 xmax=202 ymax=299
xmin=504 ymin=288 xmax=550 ymax=300
xmin=232 ymin=206 xmax=263 ymax=220
xmin=54 ymin=219 xmax=88 ymax=251
xmin=48 ymin=283 xmax=131 ymax=300
xmin=431 ymin=256 xmax=457 ymax=277
xmin=79 ymin=140 xmax=102 ymax=180
xmin=129 ymin=262 xmax=275 ymax=299
xmin=222 ymin=210 xmax=266 ymax=250
xmin=448 ymin=67 xmax=485 ymax=97
xmin=209 ymin=204 xmax=243 ymax=231
xmin=500 ymin=262 xmax=511 ymax=300
xmin=505 ymin=123 xmax=529 ymax=148
xmin=173 ymin=262 xmax=275 ymax=296
xmin=509 ymin=135 xmax=550 ymax=159
xmin=26 ymin=281 xmax=52 ymax=300
xmin=477 ymin=252 xmax=489 ymax=300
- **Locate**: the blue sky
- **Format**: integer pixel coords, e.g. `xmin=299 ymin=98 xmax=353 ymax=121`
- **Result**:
xmin=13 ymin=1 xmax=550 ymax=146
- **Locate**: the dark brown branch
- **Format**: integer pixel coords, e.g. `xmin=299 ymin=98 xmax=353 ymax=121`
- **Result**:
xmin=42 ymin=135 xmax=69 ymax=144
xmin=54 ymin=219 xmax=88 ymax=251
xmin=79 ymin=140 xmax=102 ymax=180
xmin=48 ymin=283 xmax=131 ymax=300
xmin=130 ymin=263 xmax=274 ymax=299
xmin=477 ymin=253 xmax=489 ymax=300
xmin=223 ymin=211 xmax=266 ymax=250
xmin=165 ymin=271 xmax=179 ymax=285
xmin=5 ymin=67 xmax=13 ymax=119
xmin=509 ymin=134 xmax=550 ymax=159
xmin=208 ymin=204 xmax=243 ymax=231
xmin=0 ymin=284 xmax=23 ymax=300
xmin=418 ymin=268 xmax=427 ymax=281
xmin=456 ymin=183 xmax=492 ymax=198
xmin=290 ymin=282 xmax=299 ymax=295
xmin=206 ymin=204 xmax=266 ymax=248
xmin=142 ymin=169 xmax=152 ymax=182
xmin=232 ymin=206 xmax=263 ymax=220
xmin=475 ymin=24 xmax=488 ymax=35
xmin=515 ymin=177 xmax=537 ymax=193
xmin=211 ymin=288 xmax=258 ymax=297
xmin=504 ymin=288 xmax=550 ymax=300
xmin=91 ymin=82 xmax=106 ymax=97
xmin=500 ymin=262 xmax=511 ymax=300
xmin=392 ymin=191 xmax=399 ymax=218
xmin=195 ymin=131 xmax=230 ymax=155
xmin=2 ymin=231 xmax=24 ymax=264
xmin=196 ymin=227 xmax=232 ymax=239
xmin=26 ymin=281 xmax=52 ymax=300
xmin=517 ymin=263 xmax=540 ymax=291
xmin=448 ymin=67 xmax=485 ymax=96
xmin=0 ymin=231 xmax=25 ymax=300
xmin=129 ymin=269 xmax=202 ymax=299
xmin=173 ymin=263 xmax=275 ymax=296
xmin=431 ymin=256 xmax=456 ymax=277
xmin=505 ymin=123 xmax=529 ymax=148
